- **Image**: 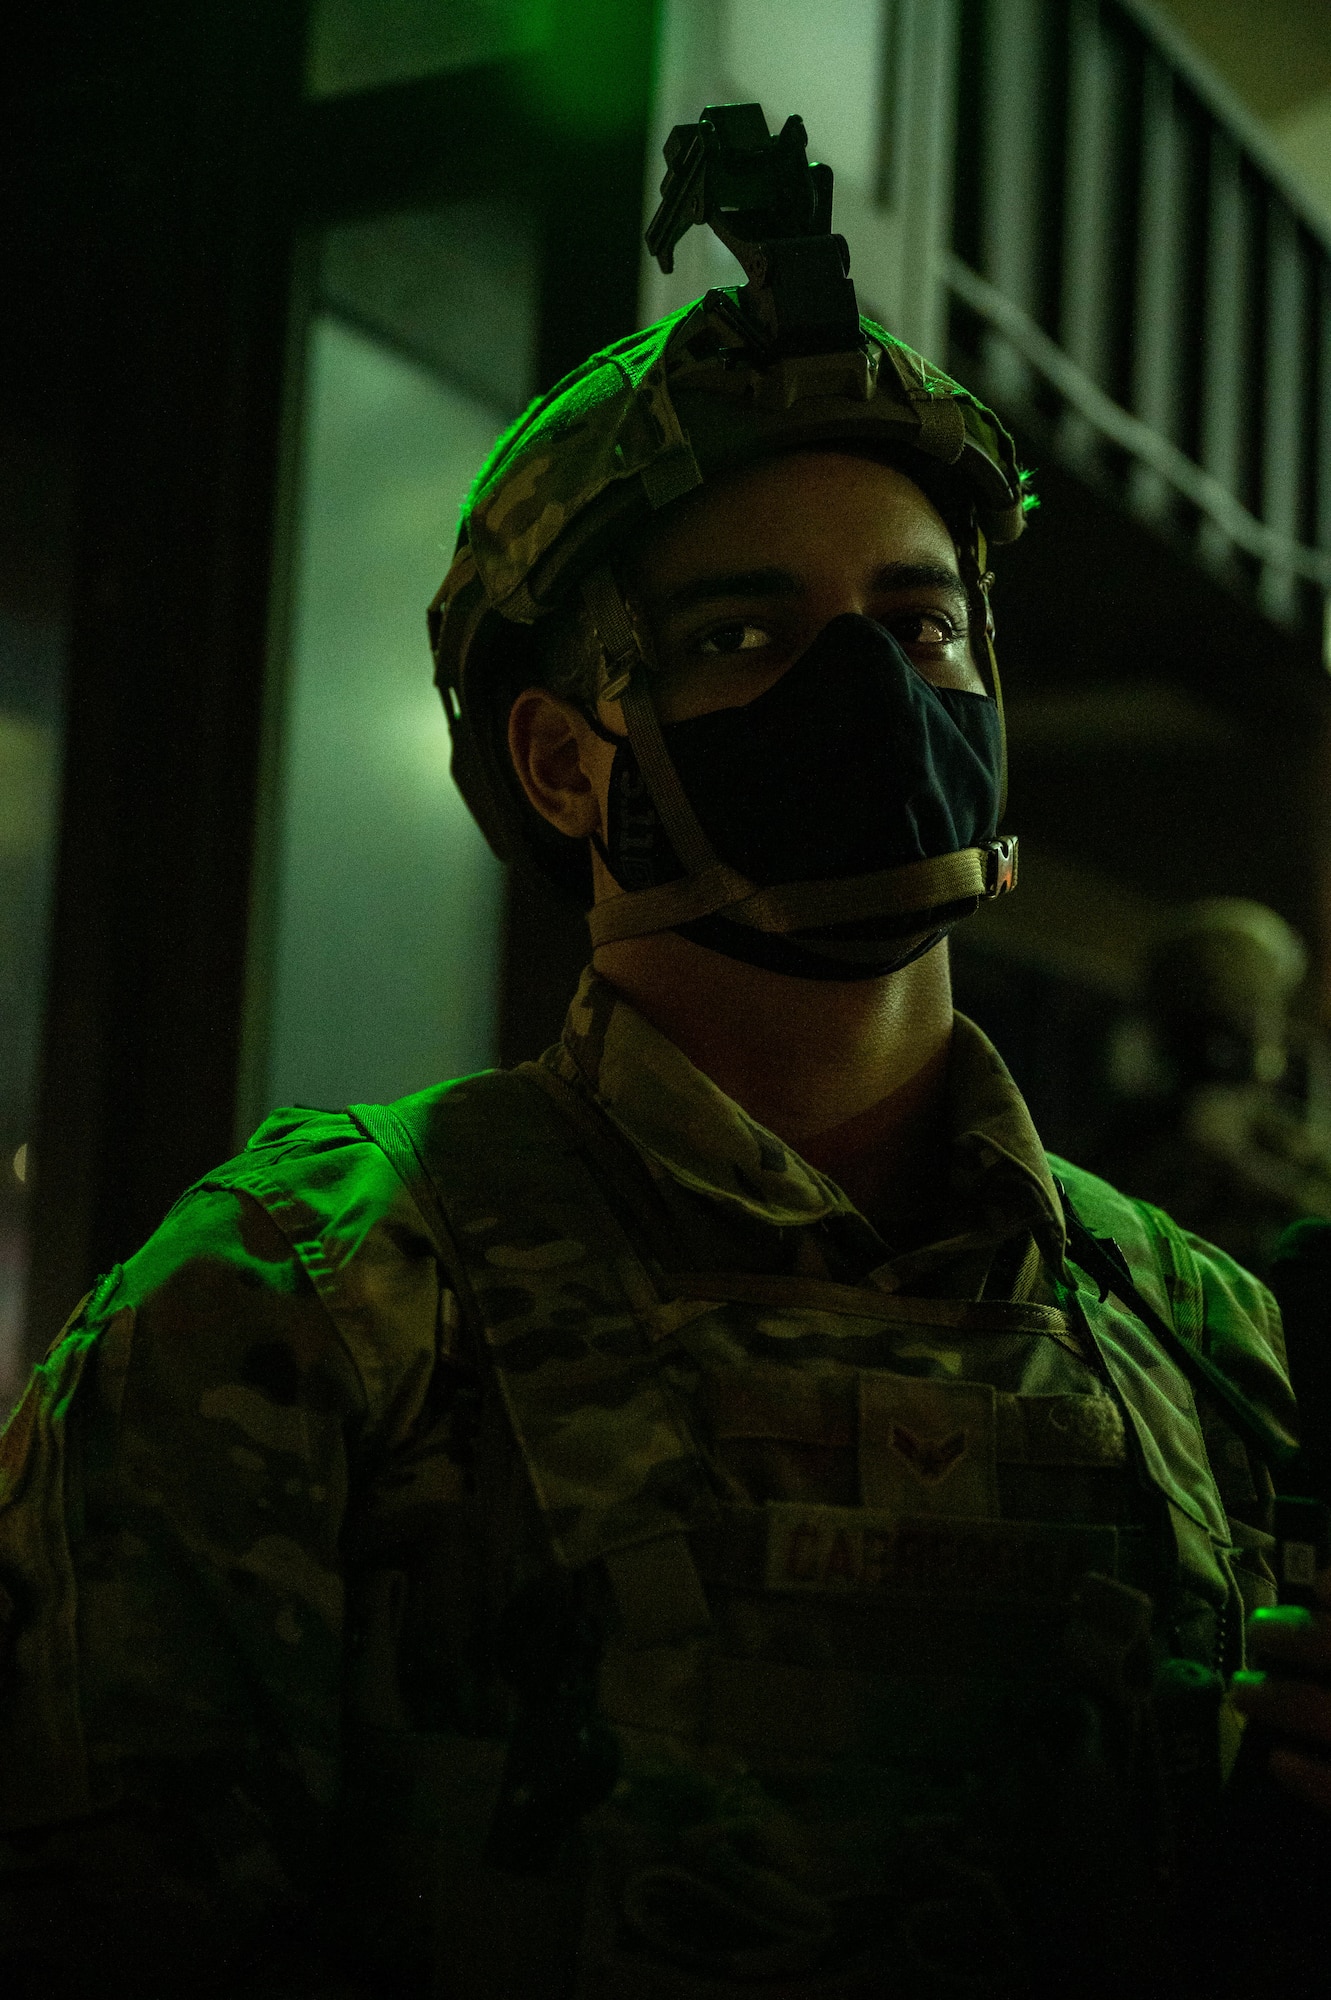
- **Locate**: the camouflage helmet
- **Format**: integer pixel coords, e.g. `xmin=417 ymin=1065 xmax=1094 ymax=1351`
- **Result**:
xmin=429 ymin=104 xmax=1029 ymax=914
xmin=1145 ymin=898 xmax=1308 ymax=1085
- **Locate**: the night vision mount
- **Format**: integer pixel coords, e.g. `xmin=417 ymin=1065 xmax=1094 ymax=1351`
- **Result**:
xmin=646 ymin=103 xmax=863 ymax=361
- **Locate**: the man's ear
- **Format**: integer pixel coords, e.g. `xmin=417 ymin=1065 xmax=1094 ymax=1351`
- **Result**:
xmin=507 ymin=687 xmax=604 ymax=839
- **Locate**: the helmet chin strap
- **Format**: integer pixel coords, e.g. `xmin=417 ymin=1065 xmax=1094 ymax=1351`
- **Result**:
xmin=577 ymin=563 xmax=1017 ymax=957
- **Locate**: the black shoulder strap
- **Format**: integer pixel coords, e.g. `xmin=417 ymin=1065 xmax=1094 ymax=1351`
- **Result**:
xmin=1056 ymin=1178 xmax=1296 ymax=1476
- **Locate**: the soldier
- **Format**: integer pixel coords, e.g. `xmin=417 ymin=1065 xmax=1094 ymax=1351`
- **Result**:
xmin=1097 ymin=898 xmax=1331 ymax=1276
xmin=0 ymin=105 xmax=1325 ymax=1998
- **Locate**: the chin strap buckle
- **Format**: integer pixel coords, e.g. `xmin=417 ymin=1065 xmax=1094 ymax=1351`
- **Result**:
xmin=982 ymin=835 xmax=1019 ymax=898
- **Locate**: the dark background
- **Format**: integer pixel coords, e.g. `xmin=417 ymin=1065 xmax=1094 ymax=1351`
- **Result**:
xmin=5 ymin=0 xmax=1331 ymax=1378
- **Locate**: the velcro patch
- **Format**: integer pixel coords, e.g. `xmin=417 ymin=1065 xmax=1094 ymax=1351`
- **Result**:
xmin=996 ymin=1393 xmax=1127 ymax=1467
xmin=765 ymin=1502 xmax=1117 ymax=1600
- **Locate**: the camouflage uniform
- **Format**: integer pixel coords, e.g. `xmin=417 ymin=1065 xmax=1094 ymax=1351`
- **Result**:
xmin=0 ymin=970 xmax=1295 ymax=1995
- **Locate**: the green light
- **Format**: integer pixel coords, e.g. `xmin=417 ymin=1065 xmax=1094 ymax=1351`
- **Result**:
xmin=517 ymin=0 xmax=647 ymax=141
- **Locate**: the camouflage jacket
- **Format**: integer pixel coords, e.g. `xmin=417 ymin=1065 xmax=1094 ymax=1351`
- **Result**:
xmin=0 ymin=970 xmax=1296 ymax=1995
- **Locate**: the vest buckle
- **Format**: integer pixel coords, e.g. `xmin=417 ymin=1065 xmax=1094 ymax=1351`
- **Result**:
xmin=983 ymin=835 xmax=1019 ymax=897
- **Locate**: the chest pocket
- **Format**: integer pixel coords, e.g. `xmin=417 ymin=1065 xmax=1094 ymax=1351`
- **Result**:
xmin=704 ymin=1361 xmax=1129 ymax=1522
xmin=596 ymin=1354 xmax=1140 ymax=1742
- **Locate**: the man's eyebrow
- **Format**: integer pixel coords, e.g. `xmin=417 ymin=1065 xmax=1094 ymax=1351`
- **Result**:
xmin=659 ymin=566 xmax=803 ymax=613
xmin=872 ymin=561 xmax=967 ymax=594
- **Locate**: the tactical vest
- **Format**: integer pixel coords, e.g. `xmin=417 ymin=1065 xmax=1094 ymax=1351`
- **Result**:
xmin=331 ymin=1066 xmax=1269 ymax=2000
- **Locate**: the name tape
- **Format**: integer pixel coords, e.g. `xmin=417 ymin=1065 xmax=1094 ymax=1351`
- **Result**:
xmin=765 ymin=1503 xmax=1117 ymax=1598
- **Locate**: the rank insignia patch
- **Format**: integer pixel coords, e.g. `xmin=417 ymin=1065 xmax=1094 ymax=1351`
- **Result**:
xmin=888 ymin=1422 xmax=969 ymax=1483
xmin=860 ymin=1376 xmax=999 ymax=1518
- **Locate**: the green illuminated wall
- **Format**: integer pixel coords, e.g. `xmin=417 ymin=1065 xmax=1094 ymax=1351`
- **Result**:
xmin=0 ymin=633 xmax=63 ymax=1403
xmin=262 ymin=316 xmax=506 ymax=1113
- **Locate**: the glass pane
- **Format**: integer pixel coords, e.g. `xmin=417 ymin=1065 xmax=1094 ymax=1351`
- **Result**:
xmin=262 ymin=319 xmax=505 ymax=1114
xmin=644 ymin=0 xmax=889 ymax=326
xmin=721 ymin=0 xmax=886 ymax=193
xmin=320 ymin=203 xmax=535 ymax=415
xmin=256 ymin=200 xmax=536 ymax=1119
xmin=0 ymin=608 xmax=65 ymax=1407
xmin=308 ymin=0 xmax=551 ymax=99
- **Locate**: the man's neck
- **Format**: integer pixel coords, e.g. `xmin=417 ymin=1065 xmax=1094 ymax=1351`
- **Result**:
xmin=592 ymin=931 xmax=956 ymax=1202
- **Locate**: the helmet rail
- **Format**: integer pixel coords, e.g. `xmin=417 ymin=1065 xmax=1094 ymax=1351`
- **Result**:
xmin=646 ymin=102 xmax=860 ymax=361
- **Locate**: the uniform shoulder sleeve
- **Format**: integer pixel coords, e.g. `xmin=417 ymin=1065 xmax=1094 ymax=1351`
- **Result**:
xmin=1049 ymin=1154 xmax=1294 ymax=1618
xmin=1048 ymin=1151 xmax=1297 ymax=1461
xmin=183 ymin=1103 xmax=450 ymax=1436
xmin=0 ymin=1109 xmax=455 ymax=1987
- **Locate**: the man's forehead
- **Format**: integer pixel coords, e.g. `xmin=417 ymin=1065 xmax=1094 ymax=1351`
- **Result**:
xmin=626 ymin=450 xmax=961 ymax=597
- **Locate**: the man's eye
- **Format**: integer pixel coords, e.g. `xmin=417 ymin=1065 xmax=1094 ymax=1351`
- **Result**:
xmin=891 ymin=611 xmax=960 ymax=647
xmin=698 ymin=621 xmax=772 ymax=655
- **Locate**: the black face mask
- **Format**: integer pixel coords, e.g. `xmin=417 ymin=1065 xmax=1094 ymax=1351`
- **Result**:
xmin=600 ymin=613 xmax=1005 ymax=979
